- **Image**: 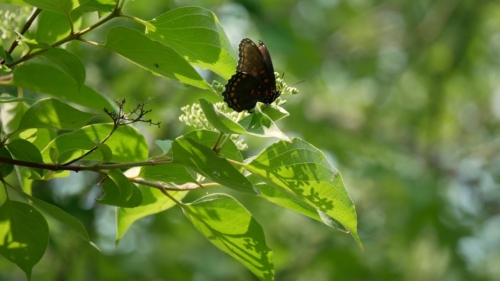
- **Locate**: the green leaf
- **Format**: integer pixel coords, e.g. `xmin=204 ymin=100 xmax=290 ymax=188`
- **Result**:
xmin=0 ymin=37 xmax=6 ymax=60
xmin=13 ymin=63 xmax=114 ymax=112
xmin=17 ymin=191 xmax=94 ymax=245
xmin=0 ymin=64 xmax=12 ymax=75
xmin=0 ymin=147 xmax=14 ymax=177
xmin=6 ymin=139 xmax=44 ymax=177
xmin=0 ymin=184 xmax=5 ymax=207
xmin=184 ymin=130 xmax=243 ymax=162
xmin=19 ymin=38 xmax=50 ymax=51
xmin=49 ymin=147 xmax=59 ymax=164
xmin=116 ymin=187 xmax=186 ymax=245
xmin=184 ymin=193 xmax=274 ymax=281
xmin=0 ymin=0 xmax=26 ymax=5
xmin=146 ymin=6 xmax=237 ymax=79
xmin=31 ymin=128 xmax=56 ymax=151
xmin=248 ymin=174 xmax=347 ymax=232
xmin=23 ymin=0 xmax=87 ymax=14
xmin=12 ymin=161 xmax=35 ymax=194
xmin=97 ymin=169 xmax=142 ymax=207
xmin=41 ymin=48 xmax=86 ymax=91
xmin=244 ymin=138 xmax=362 ymax=248
xmin=154 ymin=140 xmax=172 ymax=154
xmin=199 ymin=99 xmax=290 ymax=141
xmin=171 ymin=137 xmax=254 ymax=194
xmin=0 ymin=101 xmax=28 ymax=134
xmin=139 ymin=164 xmax=198 ymax=184
xmin=95 ymin=143 xmax=112 ymax=162
xmin=0 ymin=200 xmax=49 ymax=280
xmin=18 ymin=129 xmax=37 ymax=142
xmin=18 ymin=98 xmax=96 ymax=130
xmin=0 ymin=96 xmax=34 ymax=103
xmin=76 ymin=0 xmax=115 ymax=12
xmin=103 ymin=26 xmax=211 ymax=90
xmin=31 ymin=10 xmax=83 ymax=43
xmin=261 ymin=105 xmax=289 ymax=122
xmin=199 ymin=98 xmax=247 ymax=135
xmin=40 ymin=123 xmax=148 ymax=163
xmin=238 ymin=106 xmax=290 ymax=141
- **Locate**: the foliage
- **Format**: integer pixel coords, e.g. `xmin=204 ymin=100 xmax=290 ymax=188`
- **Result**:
xmin=0 ymin=1 xmax=359 ymax=280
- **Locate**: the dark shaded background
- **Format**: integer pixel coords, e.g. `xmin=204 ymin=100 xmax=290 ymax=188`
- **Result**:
xmin=1 ymin=0 xmax=499 ymax=280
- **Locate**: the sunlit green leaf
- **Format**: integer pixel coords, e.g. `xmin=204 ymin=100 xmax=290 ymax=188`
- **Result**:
xmin=248 ymin=174 xmax=347 ymax=232
xmin=23 ymin=0 xmax=87 ymax=14
xmin=13 ymin=63 xmax=114 ymax=112
xmin=76 ymin=0 xmax=115 ymax=12
xmin=40 ymin=123 xmax=148 ymax=163
xmin=0 ymin=101 xmax=28 ymax=135
xmin=116 ymin=187 xmax=186 ymax=245
xmin=244 ymin=138 xmax=361 ymax=248
xmin=184 ymin=193 xmax=274 ymax=281
xmin=154 ymin=140 xmax=172 ymax=154
xmin=18 ymin=98 xmax=96 ymax=130
xmin=146 ymin=6 xmax=237 ymax=79
xmin=31 ymin=129 xmax=56 ymax=151
xmin=103 ymin=26 xmax=211 ymax=90
xmin=199 ymin=98 xmax=247 ymax=134
xmin=0 ymin=200 xmax=49 ymax=280
xmin=49 ymin=147 xmax=59 ymax=164
xmin=31 ymin=10 xmax=83 ymax=43
xmin=238 ymin=106 xmax=290 ymax=141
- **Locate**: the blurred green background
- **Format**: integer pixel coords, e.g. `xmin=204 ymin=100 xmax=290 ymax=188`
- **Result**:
xmin=2 ymin=0 xmax=500 ymax=280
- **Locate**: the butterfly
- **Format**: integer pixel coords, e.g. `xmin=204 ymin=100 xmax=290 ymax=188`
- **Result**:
xmin=222 ymin=38 xmax=280 ymax=112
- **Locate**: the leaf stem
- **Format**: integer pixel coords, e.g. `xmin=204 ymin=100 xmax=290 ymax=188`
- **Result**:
xmin=211 ymin=131 xmax=225 ymax=152
xmin=119 ymin=14 xmax=149 ymax=27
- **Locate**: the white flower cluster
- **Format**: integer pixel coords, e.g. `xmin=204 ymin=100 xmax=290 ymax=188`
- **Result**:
xmin=0 ymin=7 xmax=32 ymax=40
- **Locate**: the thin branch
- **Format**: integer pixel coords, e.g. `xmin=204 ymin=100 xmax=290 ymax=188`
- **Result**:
xmin=76 ymin=6 xmax=121 ymax=37
xmin=61 ymin=99 xmax=159 ymax=166
xmin=5 ymin=5 xmax=122 ymax=68
xmin=0 ymin=156 xmax=172 ymax=172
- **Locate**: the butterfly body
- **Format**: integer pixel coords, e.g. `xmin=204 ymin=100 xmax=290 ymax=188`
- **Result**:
xmin=222 ymin=38 xmax=280 ymax=112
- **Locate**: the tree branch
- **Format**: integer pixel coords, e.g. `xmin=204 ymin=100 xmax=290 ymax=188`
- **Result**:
xmin=0 ymin=156 xmax=172 ymax=172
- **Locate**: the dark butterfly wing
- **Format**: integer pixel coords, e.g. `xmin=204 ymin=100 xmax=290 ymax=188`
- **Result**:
xmin=222 ymin=38 xmax=281 ymax=112
xmin=223 ymin=72 xmax=270 ymax=112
